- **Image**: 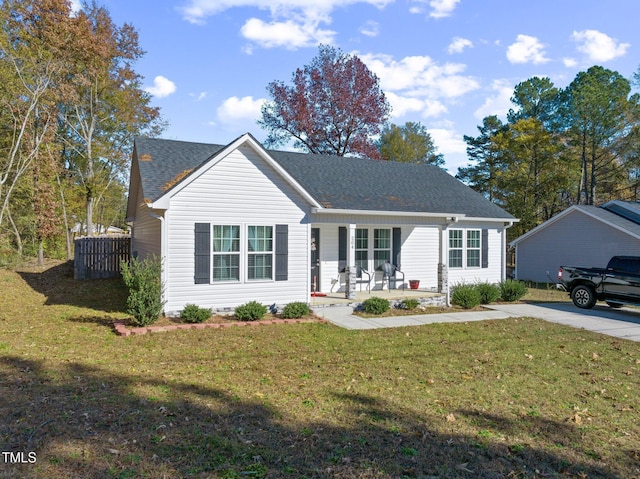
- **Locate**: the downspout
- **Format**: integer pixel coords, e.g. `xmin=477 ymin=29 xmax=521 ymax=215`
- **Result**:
xmin=149 ymin=211 xmax=167 ymax=311
xmin=503 ymin=221 xmax=514 ymax=280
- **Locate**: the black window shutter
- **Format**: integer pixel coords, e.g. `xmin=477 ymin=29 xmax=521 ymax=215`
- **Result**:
xmin=481 ymin=229 xmax=489 ymax=268
xmin=392 ymin=227 xmax=401 ymax=268
xmin=338 ymin=226 xmax=347 ymax=272
xmin=194 ymin=223 xmax=210 ymax=284
xmin=275 ymin=224 xmax=288 ymax=281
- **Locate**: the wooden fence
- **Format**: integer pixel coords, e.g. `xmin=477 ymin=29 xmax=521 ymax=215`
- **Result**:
xmin=74 ymin=235 xmax=131 ymax=280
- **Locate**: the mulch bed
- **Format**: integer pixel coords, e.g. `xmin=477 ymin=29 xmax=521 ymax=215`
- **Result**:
xmin=114 ymin=316 xmax=326 ymax=336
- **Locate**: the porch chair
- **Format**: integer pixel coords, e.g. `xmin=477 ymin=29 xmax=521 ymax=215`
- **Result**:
xmin=355 ymin=266 xmax=372 ymax=292
xmin=381 ymin=262 xmax=405 ymax=291
xmin=339 ymin=265 xmax=372 ymax=292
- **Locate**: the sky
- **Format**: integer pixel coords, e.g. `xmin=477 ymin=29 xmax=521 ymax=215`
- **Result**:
xmin=92 ymin=0 xmax=638 ymax=172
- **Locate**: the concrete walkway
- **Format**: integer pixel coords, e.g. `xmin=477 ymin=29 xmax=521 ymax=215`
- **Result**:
xmin=312 ymin=302 xmax=640 ymax=342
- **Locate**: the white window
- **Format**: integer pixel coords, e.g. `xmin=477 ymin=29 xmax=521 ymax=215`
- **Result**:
xmin=374 ymin=228 xmax=391 ymax=270
xmin=212 ymin=225 xmax=240 ymax=281
xmin=449 ymin=229 xmax=463 ymax=268
xmin=247 ymin=225 xmax=273 ymax=280
xmin=355 ymin=228 xmax=369 ymax=271
xmin=467 ymin=230 xmax=481 ymax=268
xmin=449 ymin=229 xmax=482 ymax=269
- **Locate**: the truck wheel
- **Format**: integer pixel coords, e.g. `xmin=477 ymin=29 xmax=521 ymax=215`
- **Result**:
xmin=571 ymin=285 xmax=596 ymax=309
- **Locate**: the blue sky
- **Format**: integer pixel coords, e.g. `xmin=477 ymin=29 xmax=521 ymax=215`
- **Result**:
xmin=94 ymin=0 xmax=638 ymax=171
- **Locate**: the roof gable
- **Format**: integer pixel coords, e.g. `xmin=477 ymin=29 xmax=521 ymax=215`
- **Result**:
xmin=511 ymin=204 xmax=640 ymax=246
xmin=129 ymin=135 xmax=515 ymax=220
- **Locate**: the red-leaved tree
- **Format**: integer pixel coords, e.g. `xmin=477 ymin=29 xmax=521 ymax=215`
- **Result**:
xmin=259 ymin=45 xmax=390 ymax=159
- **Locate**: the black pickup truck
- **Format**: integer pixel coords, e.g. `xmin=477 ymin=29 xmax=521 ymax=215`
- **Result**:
xmin=558 ymin=256 xmax=640 ymax=309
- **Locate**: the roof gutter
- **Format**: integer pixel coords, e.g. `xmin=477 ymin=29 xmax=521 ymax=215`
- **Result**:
xmin=312 ymin=208 xmax=518 ymax=224
xmin=311 ymin=207 xmax=466 ymax=219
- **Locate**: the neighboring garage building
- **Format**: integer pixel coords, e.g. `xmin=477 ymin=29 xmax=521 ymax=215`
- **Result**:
xmin=510 ymin=201 xmax=640 ymax=283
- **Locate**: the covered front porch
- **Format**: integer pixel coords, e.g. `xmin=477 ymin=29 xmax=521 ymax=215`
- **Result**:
xmin=309 ymin=286 xmax=446 ymax=308
xmin=309 ymin=221 xmax=447 ymax=299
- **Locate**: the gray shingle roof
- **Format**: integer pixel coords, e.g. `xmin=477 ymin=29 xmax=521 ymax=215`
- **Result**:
xmin=133 ymin=136 xmax=515 ymax=220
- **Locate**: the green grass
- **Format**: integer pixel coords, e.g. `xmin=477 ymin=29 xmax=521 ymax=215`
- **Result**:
xmin=0 ymin=260 xmax=639 ymax=478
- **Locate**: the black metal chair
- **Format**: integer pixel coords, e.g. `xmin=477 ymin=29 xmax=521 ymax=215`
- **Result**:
xmin=381 ymin=262 xmax=405 ymax=291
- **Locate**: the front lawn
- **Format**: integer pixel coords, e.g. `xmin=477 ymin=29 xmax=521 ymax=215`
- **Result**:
xmin=0 ymin=261 xmax=638 ymax=478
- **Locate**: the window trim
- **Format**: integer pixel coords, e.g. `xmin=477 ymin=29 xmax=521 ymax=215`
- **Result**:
xmin=449 ymin=229 xmax=463 ymax=269
xmin=449 ymin=229 xmax=483 ymax=270
xmin=212 ymin=224 xmax=241 ymax=282
xmin=355 ymin=228 xmax=369 ymax=272
xmin=373 ymin=228 xmax=391 ymax=271
xmin=466 ymin=229 xmax=481 ymax=268
xmin=205 ymin=223 xmax=278 ymax=283
xmin=247 ymin=225 xmax=274 ymax=281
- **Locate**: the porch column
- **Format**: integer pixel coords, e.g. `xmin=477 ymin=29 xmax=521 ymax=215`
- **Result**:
xmin=345 ymin=224 xmax=357 ymax=300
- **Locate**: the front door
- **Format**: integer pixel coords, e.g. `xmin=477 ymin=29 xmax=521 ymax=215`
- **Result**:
xmin=311 ymin=228 xmax=320 ymax=292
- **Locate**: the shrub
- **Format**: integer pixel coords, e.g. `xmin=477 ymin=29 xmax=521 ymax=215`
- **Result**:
xmin=362 ymin=296 xmax=390 ymax=315
xmin=121 ymin=255 xmax=165 ymax=326
xmin=180 ymin=304 xmax=212 ymax=323
xmin=499 ymin=279 xmax=528 ymax=302
xmin=401 ymin=298 xmax=420 ymax=310
xmin=451 ymin=283 xmax=481 ymax=309
xmin=280 ymin=302 xmax=311 ymax=319
xmin=475 ymin=281 xmax=501 ymax=304
xmin=235 ymin=301 xmax=267 ymax=321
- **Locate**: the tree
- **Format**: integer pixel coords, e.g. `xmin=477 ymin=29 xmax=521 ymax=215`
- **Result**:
xmin=58 ymin=2 xmax=164 ymax=236
xmin=507 ymin=76 xmax=560 ymax=129
xmin=493 ymin=118 xmax=568 ymax=237
xmin=456 ymin=116 xmax=507 ymax=202
xmin=0 ymin=0 xmax=66 ymax=235
xmin=259 ymin=44 xmax=390 ymax=159
xmin=562 ymin=66 xmax=633 ymax=205
xmin=378 ymin=122 xmax=444 ymax=166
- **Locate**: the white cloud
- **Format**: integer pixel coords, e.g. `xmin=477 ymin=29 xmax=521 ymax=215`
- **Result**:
xmin=448 ymin=36 xmax=472 ymax=54
xmin=361 ymin=53 xmax=479 ymax=100
xmin=563 ymin=57 xmax=578 ymax=68
xmin=386 ymin=92 xmax=447 ymax=118
xmin=359 ymin=20 xmax=380 ymax=37
xmin=144 ymin=76 xmax=176 ymax=98
xmin=474 ymin=79 xmax=513 ymax=120
xmin=358 ymin=53 xmax=478 ymax=121
xmin=571 ymin=29 xmax=630 ymax=62
xmin=506 ymin=34 xmax=549 ymax=64
xmin=429 ymin=0 xmax=460 ymax=18
xmin=216 ymin=96 xmax=266 ymax=124
xmin=179 ymin=1 xmax=392 ymax=50
xmin=240 ymin=17 xmax=335 ymax=49
xmin=429 ymin=127 xmax=466 ymax=155
xmin=190 ymin=91 xmax=208 ymax=101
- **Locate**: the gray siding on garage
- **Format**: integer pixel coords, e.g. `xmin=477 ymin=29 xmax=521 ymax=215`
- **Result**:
xmin=515 ymin=208 xmax=640 ymax=283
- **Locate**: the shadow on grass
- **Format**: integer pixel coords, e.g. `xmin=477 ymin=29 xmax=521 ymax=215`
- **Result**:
xmin=17 ymin=261 xmax=128 ymax=314
xmin=0 ymin=355 xmax=630 ymax=479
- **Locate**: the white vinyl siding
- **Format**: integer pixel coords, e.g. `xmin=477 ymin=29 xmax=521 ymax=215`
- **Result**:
xmin=448 ymin=224 xmax=504 ymax=286
xmin=130 ymin=182 xmax=161 ymax=260
xmin=164 ymin=144 xmax=309 ymax=314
